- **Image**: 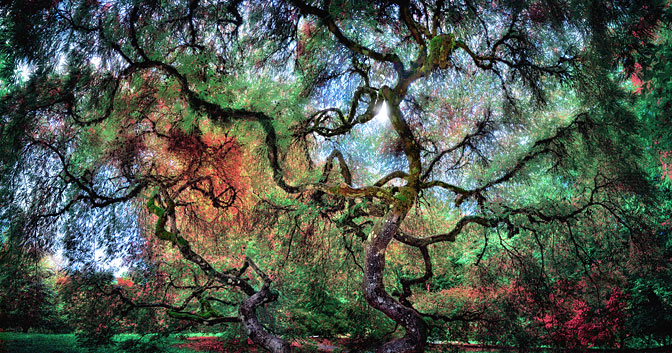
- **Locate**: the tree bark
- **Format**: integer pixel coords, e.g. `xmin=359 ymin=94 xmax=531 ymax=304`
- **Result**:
xmin=363 ymin=210 xmax=428 ymax=353
xmin=239 ymin=284 xmax=290 ymax=353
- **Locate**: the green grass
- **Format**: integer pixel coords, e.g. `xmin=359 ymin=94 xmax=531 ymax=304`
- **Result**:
xmin=0 ymin=333 xmax=85 ymax=353
xmin=0 ymin=332 xmax=200 ymax=353
xmin=0 ymin=332 xmax=502 ymax=353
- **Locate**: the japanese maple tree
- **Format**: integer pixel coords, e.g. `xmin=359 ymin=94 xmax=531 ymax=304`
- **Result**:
xmin=0 ymin=1 xmax=669 ymax=352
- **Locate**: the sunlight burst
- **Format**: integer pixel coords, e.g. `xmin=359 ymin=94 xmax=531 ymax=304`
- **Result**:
xmin=374 ymin=101 xmax=389 ymax=124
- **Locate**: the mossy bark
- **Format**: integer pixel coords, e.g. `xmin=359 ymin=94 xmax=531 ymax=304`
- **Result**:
xmin=363 ymin=209 xmax=427 ymax=353
xmin=240 ymin=285 xmax=290 ymax=353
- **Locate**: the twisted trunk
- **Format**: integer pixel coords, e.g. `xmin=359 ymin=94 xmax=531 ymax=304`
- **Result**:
xmin=239 ymin=284 xmax=290 ymax=353
xmin=148 ymin=195 xmax=289 ymax=353
xmin=363 ymin=210 xmax=427 ymax=353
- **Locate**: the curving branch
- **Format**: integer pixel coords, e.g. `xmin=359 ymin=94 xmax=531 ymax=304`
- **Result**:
xmin=396 ymin=0 xmax=431 ymax=46
xmin=420 ymin=180 xmax=470 ymax=203
xmin=320 ymin=149 xmax=353 ymax=186
xmin=421 ymin=110 xmax=492 ymax=182
xmin=424 ymin=113 xmax=587 ymax=207
xmin=146 ymin=191 xmax=254 ymax=293
xmin=375 ymin=171 xmax=408 ymax=187
xmin=308 ymin=183 xmax=396 ymax=204
xmin=396 ymin=215 xmax=498 ymax=248
xmin=35 ymin=139 xmax=146 ymax=212
xmin=300 ymin=86 xmax=381 ymax=138
xmin=146 ymin=190 xmax=290 ymax=353
xmin=290 ymin=0 xmax=405 ymax=73
xmin=397 ymin=244 xmax=433 ymax=308
xmin=110 ymin=284 xmax=240 ymax=326
xmin=473 ymin=114 xmax=586 ymax=193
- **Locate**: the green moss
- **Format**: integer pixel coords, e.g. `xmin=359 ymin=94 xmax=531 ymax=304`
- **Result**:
xmin=174 ymin=235 xmax=189 ymax=248
xmin=394 ymin=186 xmax=416 ymax=210
xmin=197 ymin=296 xmax=220 ymax=318
xmin=427 ymin=33 xmax=456 ymax=70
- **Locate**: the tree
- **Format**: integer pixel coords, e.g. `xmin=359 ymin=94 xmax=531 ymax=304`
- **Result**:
xmin=0 ymin=1 xmax=668 ymax=352
xmin=626 ymin=19 xmax=672 ymax=347
xmin=0 ymin=215 xmax=60 ymax=333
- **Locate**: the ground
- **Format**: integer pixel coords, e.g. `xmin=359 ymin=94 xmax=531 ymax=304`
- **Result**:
xmin=0 ymin=332 xmax=501 ymax=353
xmin=5 ymin=332 xmax=667 ymax=353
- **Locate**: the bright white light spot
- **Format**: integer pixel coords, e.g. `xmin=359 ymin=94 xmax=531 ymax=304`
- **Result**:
xmin=90 ymin=56 xmax=101 ymax=68
xmin=374 ymin=101 xmax=389 ymax=124
xmin=93 ymin=247 xmax=129 ymax=277
xmin=113 ymin=266 xmax=129 ymax=278
xmin=55 ymin=55 xmax=68 ymax=74
xmin=93 ymin=248 xmax=105 ymax=261
xmin=15 ymin=62 xmax=34 ymax=82
xmin=110 ymin=258 xmax=128 ymax=277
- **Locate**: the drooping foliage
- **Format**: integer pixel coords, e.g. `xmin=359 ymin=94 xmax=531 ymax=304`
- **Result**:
xmin=0 ymin=216 xmax=61 ymax=333
xmin=0 ymin=0 xmax=670 ymax=352
xmin=626 ymin=19 xmax=672 ymax=347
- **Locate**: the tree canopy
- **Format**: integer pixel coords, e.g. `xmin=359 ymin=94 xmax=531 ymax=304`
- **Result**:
xmin=1 ymin=1 xmax=671 ymax=352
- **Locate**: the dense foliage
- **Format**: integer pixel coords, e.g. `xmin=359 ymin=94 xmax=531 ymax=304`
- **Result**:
xmin=1 ymin=0 xmax=671 ymax=352
xmin=0 ymin=221 xmax=62 ymax=333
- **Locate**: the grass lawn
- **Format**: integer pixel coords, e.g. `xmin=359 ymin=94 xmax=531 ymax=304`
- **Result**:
xmin=0 ymin=333 xmax=88 ymax=353
xmin=0 ymin=332 xmax=503 ymax=352
xmin=0 ymin=332 xmax=210 ymax=353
